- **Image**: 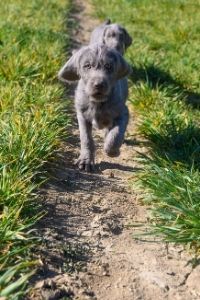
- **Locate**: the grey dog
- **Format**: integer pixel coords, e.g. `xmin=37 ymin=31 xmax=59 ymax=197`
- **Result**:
xmin=58 ymin=44 xmax=131 ymax=171
xmin=90 ymin=19 xmax=132 ymax=54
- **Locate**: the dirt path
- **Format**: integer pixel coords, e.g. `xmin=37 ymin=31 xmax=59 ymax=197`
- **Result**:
xmin=30 ymin=1 xmax=200 ymax=299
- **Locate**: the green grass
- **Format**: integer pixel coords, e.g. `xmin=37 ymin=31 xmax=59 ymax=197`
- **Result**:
xmin=92 ymin=0 xmax=200 ymax=250
xmin=0 ymin=0 xmax=71 ymax=297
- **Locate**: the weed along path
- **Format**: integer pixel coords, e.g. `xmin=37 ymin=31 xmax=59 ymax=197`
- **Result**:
xmin=30 ymin=1 xmax=200 ymax=300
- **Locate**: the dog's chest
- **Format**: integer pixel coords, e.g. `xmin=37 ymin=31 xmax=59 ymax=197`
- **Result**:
xmin=84 ymin=103 xmax=113 ymax=129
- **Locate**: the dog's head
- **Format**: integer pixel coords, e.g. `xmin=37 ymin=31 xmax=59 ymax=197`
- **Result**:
xmin=102 ymin=24 xmax=132 ymax=54
xmin=58 ymin=44 xmax=131 ymax=102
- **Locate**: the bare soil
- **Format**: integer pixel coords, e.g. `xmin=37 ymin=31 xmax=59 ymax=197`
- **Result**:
xmin=29 ymin=1 xmax=200 ymax=299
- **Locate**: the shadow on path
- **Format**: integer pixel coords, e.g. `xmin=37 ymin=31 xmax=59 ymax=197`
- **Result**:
xmin=130 ymin=64 xmax=200 ymax=108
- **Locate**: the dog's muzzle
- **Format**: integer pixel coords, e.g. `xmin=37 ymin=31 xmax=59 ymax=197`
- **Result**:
xmin=90 ymin=80 xmax=109 ymax=101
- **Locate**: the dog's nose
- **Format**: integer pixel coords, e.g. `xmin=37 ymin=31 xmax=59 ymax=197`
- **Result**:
xmin=94 ymin=81 xmax=106 ymax=90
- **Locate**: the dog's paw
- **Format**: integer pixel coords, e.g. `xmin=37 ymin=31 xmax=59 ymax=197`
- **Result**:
xmin=104 ymin=146 xmax=120 ymax=157
xmin=76 ymin=156 xmax=94 ymax=172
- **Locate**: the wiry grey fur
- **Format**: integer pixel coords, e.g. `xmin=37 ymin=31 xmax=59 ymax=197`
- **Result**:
xmin=90 ymin=19 xmax=132 ymax=54
xmin=58 ymin=43 xmax=131 ymax=171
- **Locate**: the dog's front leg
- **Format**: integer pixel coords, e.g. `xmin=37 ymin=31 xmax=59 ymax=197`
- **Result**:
xmin=76 ymin=113 xmax=95 ymax=172
xmin=104 ymin=106 xmax=129 ymax=157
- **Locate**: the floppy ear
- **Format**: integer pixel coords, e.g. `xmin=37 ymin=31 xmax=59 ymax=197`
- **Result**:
xmin=122 ymin=28 xmax=132 ymax=49
xmin=58 ymin=47 xmax=86 ymax=82
xmin=116 ymin=53 xmax=132 ymax=79
xmin=102 ymin=26 xmax=109 ymax=44
xmin=103 ymin=19 xmax=111 ymax=26
xmin=58 ymin=53 xmax=79 ymax=82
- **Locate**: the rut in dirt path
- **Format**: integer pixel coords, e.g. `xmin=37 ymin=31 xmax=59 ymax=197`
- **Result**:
xmin=29 ymin=1 xmax=200 ymax=300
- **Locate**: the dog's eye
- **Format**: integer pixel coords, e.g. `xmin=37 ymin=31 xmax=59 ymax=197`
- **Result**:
xmin=104 ymin=63 xmax=113 ymax=72
xmin=84 ymin=63 xmax=91 ymax=69
xmin=107 ymin=32 xmax=116 ymax=38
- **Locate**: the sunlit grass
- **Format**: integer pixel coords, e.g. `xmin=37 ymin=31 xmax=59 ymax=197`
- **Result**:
xmin=0 ymin=0 xmax=71 ymax=297
xmin=92 ymin=0 xmax=200 ymax=250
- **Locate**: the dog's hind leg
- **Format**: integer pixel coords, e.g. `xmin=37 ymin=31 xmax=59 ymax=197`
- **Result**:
xmin=104 ymin=106 xmax=129 ymax=157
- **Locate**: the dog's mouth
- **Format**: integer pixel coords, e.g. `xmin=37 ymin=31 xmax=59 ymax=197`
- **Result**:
xmin=90 ymin=92 xmax=107 ymax=102
xmin=92 ymin=91 xmax=105 ymax=97
xmin=90 ymin=90 xmax=108 ymax=100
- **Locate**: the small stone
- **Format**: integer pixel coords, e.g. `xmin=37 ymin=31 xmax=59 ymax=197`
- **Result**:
xmin=109 ymin=172 xmax=114 ymax=178
xmin=140 ymin=271 xmax=169 ymax=291
xmin=100 ymin=230 xmax=110 ymax=237
xmin=186 ymin=265 xmax=200 ymax=294
xmin=102 ymin=263 xmax=110 ymax=276
xmin=167 ymin=271 xmax=176 ymax=276
xmin=35 ymin=280 xmax=45 ymax=289
xmin=81 ymin=231 xmax=92 ymax=237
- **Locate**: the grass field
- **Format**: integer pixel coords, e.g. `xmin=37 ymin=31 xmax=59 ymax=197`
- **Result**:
xmin=92 ymin=0 xmax=200 ymax=250
xmin=1 ymin=0 xmax=200 ymax=297
xmin=0 ymin=0 xmax=71 ymax=297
